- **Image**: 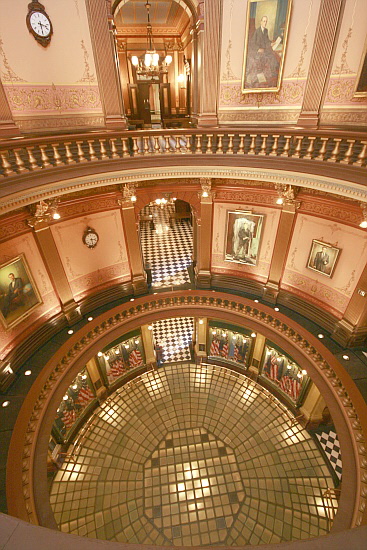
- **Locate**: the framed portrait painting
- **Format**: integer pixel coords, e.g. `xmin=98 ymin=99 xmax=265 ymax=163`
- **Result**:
xmin=354 ymin=37 xmax=367 ymax=98
xmin=0 ymin=255 xmax=42 ymax=330
xmin=307 ymin=240 xmax=340 ymax=278
xmin=241 ymin=0 xmax=292 ymax=93
xmin=225 ymin=211 xmax=264 ymax=266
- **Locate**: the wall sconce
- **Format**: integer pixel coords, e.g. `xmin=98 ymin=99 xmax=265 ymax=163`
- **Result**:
xmin=359 ymin=203 xmax=367 ymax=228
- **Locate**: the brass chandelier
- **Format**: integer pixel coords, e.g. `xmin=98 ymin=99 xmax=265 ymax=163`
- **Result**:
xmin=131 ymin=1 xmax=172 ymax=77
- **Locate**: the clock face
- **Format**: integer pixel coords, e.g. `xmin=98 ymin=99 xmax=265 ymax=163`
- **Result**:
xmin=30 ymin=11 xmax=51 ymax=37
xmin=84 ymin=231 xmax=98 ymax=249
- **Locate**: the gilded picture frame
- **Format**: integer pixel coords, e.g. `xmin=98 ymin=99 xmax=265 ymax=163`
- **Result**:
xmin=225 ymin=211 xmax=264 ymax=266
xmin=353 ymin=37 xmax=367 ymax=98
xmin=306 ymin=240 xmax=340 ymax=278
xmin=0 ymin=255 xmax=43 ymax=330
xmin=241 ymin=0 xmax=292 ymax=94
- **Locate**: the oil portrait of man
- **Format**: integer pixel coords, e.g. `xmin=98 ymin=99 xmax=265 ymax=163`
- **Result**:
xmin=242 ymin=0 xmax=292 ymax=93
xmin=307 ymin=241 xmax=340 ymax=278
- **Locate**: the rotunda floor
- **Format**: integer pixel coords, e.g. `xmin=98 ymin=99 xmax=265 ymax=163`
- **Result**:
xmin=50 ymin=363 xmax=337 ymax=545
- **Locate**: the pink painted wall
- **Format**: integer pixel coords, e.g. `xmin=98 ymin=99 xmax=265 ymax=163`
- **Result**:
xmin=51 ymin=210 xmax=131 ymax=300
xmin=0 ymin=233 xmax=60 ymax=360
xmin=281 ymin=214 xmax=367 ymax=317
xmin=219 ymin=0 xmax=321 ymax=123
xmin=212 ymin=202 xmax=281 ymax=282
xmin=0 ymin=0 xmax=103 ymax=131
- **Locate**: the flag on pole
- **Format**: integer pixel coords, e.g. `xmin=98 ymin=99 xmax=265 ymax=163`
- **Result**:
xmin=62 ymin=409 xmax=76 ymax=429
xmin=129 ymin=348 xmax=143 ymax=367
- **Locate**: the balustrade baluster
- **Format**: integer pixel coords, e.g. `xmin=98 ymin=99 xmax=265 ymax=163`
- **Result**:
xmin=76 ymin=141 xmax=87 ymax=162
xmin=164 ymin=135 xmax=171 ymax=153
xmin=99 ymin=139 xmax=108 ymax=160
xmin=206 ymin=135 xmax=213 ymax=154
xmin=143 ymin=136 xmax=150 ymax=155
xmin=51 ymin=143 xmax=63 ymax=165
xmin=292 ymin=136 xmax=303 ymax=158
xmin=304 ymin=137 xmax=316 ymax=159
xmin=269 ymin=135 xmax=280 ymax=156
xmin=354 ymin=141 xmax=367 ymax=166
xmin=131 ymin=137 xmax=139 ymax=156
xmin=175 ymin=135 xmax=182 ymax=154
xmin=109 ymin=138 xmax=119 ymax=159
xmin=153 ymin=136 xmax=161 ymax=154
xmin=227 ymin=134 xmax=234 ymax=154
xmin=196 ymin=134 xmax=203 ymax=154
xmin=26 ymin=147 xmax=39 ymax=170
xmin=185 ymin=135 xmax=192 ymax=153
xmin=64 ymin=142 xmax=75 ymax=164
xmin=329 ymin=138 xmax=342 ymax=162
xmin=248 ymin=134 xmax=256 ymax=155
xmin=0 ymin=151 xmax=13 ymax=176
xmin=280 ymin=135 xmax=292 ymax=157
xmin=238 ymin=134 xmax=245 ymax=154
xmin=87 ymin=140 xmax=97 ymax=161
xmin=315 ymin=137 xmax=328 ymax=161
xmin=39 ymin=146 xmax=51 ymax=168
xmin=259 ymin=135 xmax=268 ymax=156
xmin=216 ymin=134 xmax=224 ymax=154
xmin=121 ymin=137 xmax=130 ymax=157
xmin=14 ymin=149 xmax=26 ymax=172
xmin=340 ymin=139 xmax=355 ymax=164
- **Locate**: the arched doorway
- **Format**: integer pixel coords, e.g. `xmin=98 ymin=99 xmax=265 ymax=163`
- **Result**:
xmin=139 ymin=197 xmax=194 ymax=289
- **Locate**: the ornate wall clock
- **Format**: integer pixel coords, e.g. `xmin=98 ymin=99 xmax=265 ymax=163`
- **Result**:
xmin=82 ymin=227 xmax=99 ymax=249
xmin=26 ymin=1 xmax=53 ymax=47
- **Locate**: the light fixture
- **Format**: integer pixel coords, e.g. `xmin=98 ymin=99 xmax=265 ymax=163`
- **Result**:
xmin=254 ymin=299 xmax=259 ymax=303
xmin=67 ymin=329 xmax=74 ymax=335
xmin=97 ymin=351 xmax=103 ymax=357
xmin=318 ymin=333 xmax=324 ymax=339
xmin=199 ymin=319 xmax=204 ymax=325
xmin=63 ymin=395 xmax=68 ymax=401
xmin=2 ymin=401 xmax=10 ymax=407
xmin=24 ymin=370 xmax=32 ymax=376
xmin=148 ymin=325 xmax=153 ymax=330
xmin=87 ymin=316 xmax=93 ymax=321
xmin=359 ymin=203 xmax=367 ymax=228
xmin=251 ymin=332 xmax=256 ymax=338
xmin=302 ymin=369 xmax=307 ymax=375
xmin=177 ymin=73 xmax=185 ymax=83
xmin=274 ymin=307 xmax=279 ymax=311
xmin=130 ymin=2 xmax=172 ymax=78
xmin=342 ymin=354 xmax=350 ymax=360
xmin=150 ymin=194 xmax=176 ymax=209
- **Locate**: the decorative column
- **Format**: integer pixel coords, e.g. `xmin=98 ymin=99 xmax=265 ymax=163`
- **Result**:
xmin=333 ymin=262 xmax=367 ymax=347
xmin=86 ymin=357 xmax=107 ymax=401
xmin=190 ymin=26 xmax=200 ymax=119
xmin=86 ymin=0 xmax=127 ymax=129
xmin=196 ymin=0 xmax=222 ymax=127
xmin=194 ymin=317 xmax=207 ymax=360
xmin=263 ymin=186 xmax=299 ymax=304
xmin=141 ymin=324 xmax=156 ymax=367
xmin=248 ymin=333 xmax=266 ymax=378
xmin=118 ymin=186 xmax=147 ymax=296
xmin=0 ymin=80 xmax=20 ymax=138
xmin=27 ymin=202 xmax=82 ymax=325
xmin=195 ymin=179 xmax=213 ymax=288
xmin=297 ymin=0 xmax=345 ymax=127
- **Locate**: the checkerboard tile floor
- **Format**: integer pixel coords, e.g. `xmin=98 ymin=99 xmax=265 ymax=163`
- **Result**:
xmin=152 ymin=317 xmax=193 ymax=363
xmin=316 ymin=430 xmax=342 ymax=480
xmin=140 ymin=204 xmax=193 ymax=288
xmin=50 ymin=364 xmax=337 ymax=546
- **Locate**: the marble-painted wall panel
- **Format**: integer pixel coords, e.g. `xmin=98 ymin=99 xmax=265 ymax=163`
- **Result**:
xmin=281 ymin=214 xmax=367 ymax=317
xmin=0 ymin=233 xmax=60 ymax=359
xmin=212 ymin=202 xmax=281 ymax=282
xmin=51 ymin=210 xmax=131 ymax=299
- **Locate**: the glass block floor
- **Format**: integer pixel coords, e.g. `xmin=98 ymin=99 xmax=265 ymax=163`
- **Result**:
xmin=50 ymin=364 xmax=337 ymax=545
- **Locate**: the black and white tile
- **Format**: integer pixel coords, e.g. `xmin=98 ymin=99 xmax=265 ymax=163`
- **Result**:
xmin=316 ymin=430 xmax=342 ymax=480
xmin=140 ymin=204 xmax=193 ymax=288
xmin=152 ymin=317 xmax=194 ymax=363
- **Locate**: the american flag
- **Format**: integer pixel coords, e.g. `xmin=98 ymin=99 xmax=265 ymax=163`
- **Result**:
xmin=62 ymin=409 xmax=76 ymax=429
xmin=233 ymin=345 xmax=239 ymax=362
xmin=110 ymin=359 xmax=125 ymax=378
xmin=291 ymin=378 xmax=302 ymax=400
xmin=279 ymin=375 xmax=291 ymax=395
xmin=210 ymin=338 xmax=220 ymax=356
xmin=129 ymin=348 xmax=143 ymax=367
xmin=221 ymin=341 xmax=229 ymax=358
xmin=77 ymin=385 xmax=94 ymax=405
xmin=270 ymin=355 xmax=278 ymax=380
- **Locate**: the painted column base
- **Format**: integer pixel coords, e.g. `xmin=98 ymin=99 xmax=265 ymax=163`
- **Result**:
xmin=297 ymin=112 xmax=319 ymax=128
xmin=132 ymin=275 xmax=148 ymax=296
xmin=196 ymin=114 xmax=219 ymax=127
xmin=263 ymin=282 xmax=279 ymax=304
xmin=195 ymin=269 xmax=211 ymax=288
xmin=62 ymin=301 xmax=82 ymax=325
xmin=333 ymin=318 xmax=367 ymax=348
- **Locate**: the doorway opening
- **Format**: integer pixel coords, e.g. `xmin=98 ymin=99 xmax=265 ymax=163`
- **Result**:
xmin=139 ymin=198 xmax=193 ymax=290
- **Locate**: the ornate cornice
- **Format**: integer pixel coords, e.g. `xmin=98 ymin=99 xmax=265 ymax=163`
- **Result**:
xmin=7 ymin=292 xmax=367 ymax=530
